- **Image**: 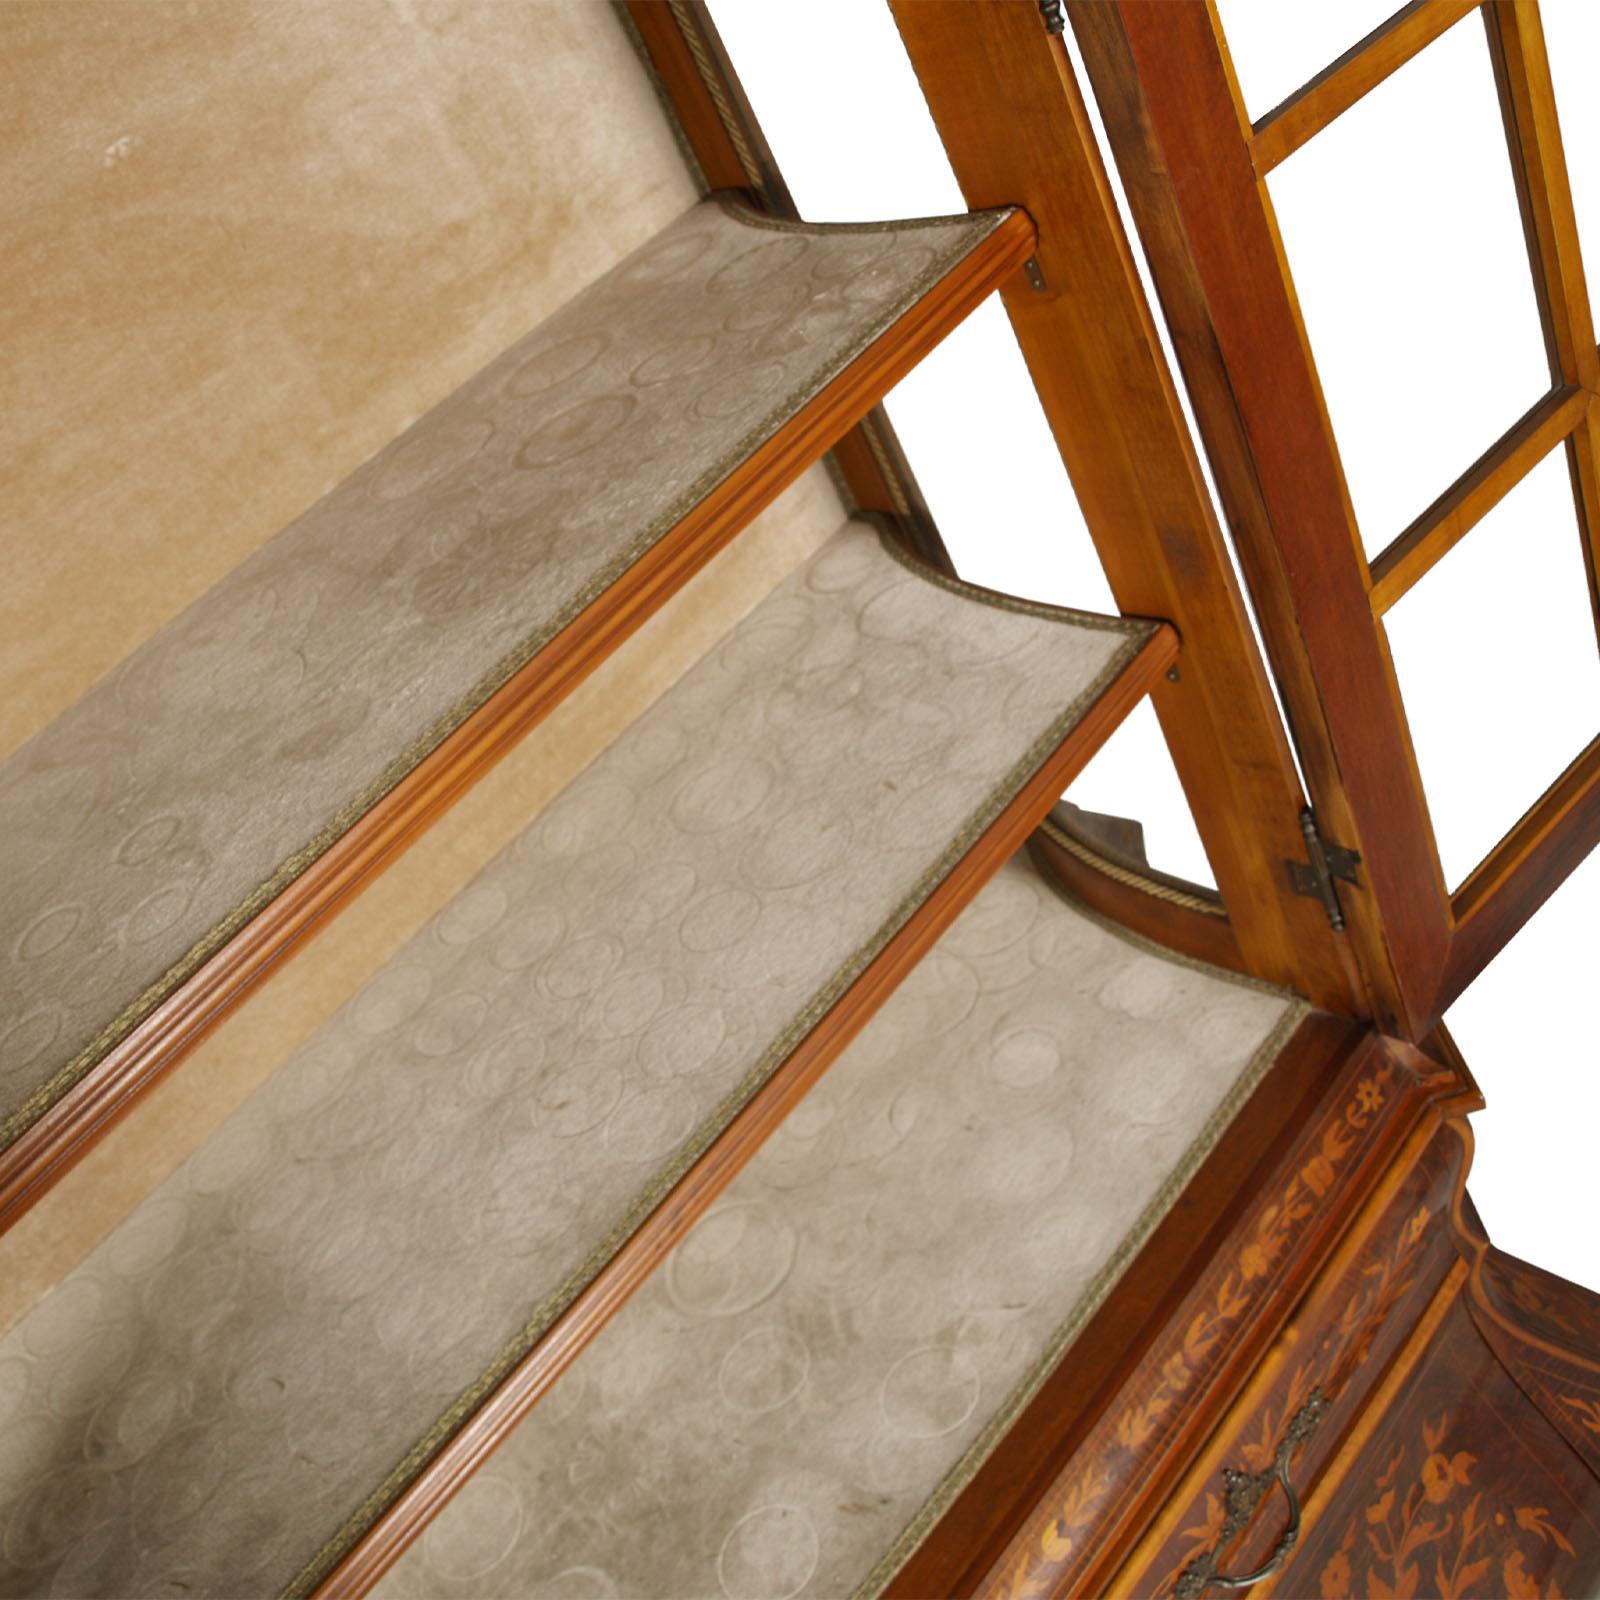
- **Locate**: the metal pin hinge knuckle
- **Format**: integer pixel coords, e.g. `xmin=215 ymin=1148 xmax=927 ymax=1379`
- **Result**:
xmin=1286 ymin=806 xmax=1361 ymax=931
xmin=1037 ymin=0 xmax=1066 ymax=36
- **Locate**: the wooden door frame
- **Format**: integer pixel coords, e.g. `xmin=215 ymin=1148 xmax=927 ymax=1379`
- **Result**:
xmin=888 ymin=0 xmax=1372 ymax=1019
xmin=1071 ymin=0 xmax=1600 ymax=1037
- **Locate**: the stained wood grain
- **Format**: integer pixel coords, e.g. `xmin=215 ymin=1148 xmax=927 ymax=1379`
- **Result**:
xmin=890 ymin=0 xmax=1366 ymax=1021
xmin=1249 ymin=0 xmax=1480 ymax=175
xmin=961 ymin=1029 xmax=1480 ymax=1600
xmin=1443 ymin=731 xmax=1600 ymax=1009
xmin=309 ymin=624 xmax=1179 ymax=1598
xmin=1483 ymin=0 xmax=1600 ymax=650
xmin=1069 ymin=1 xmax=1431 ymax=1034
xmin=0 ymin=208 xmax=1038 ymax=1234
xmin=1368 ymin=386 xmax=1588 ymax=613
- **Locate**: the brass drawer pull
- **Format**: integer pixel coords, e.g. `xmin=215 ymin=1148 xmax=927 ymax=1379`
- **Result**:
xmin=1174 ymin=1389 xmax=1329 ymax=1599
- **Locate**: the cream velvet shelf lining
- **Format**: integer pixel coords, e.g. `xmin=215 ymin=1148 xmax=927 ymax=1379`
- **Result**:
xmin=377 ymin=857 xmax=1303 ymax=1600
xmin=0 ymin=522 xmax=1154 ymax=1598
xmin=0 ymin=197 xmax=1010 ymax=1149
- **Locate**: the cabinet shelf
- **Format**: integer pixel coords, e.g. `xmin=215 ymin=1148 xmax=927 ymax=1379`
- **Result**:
xmin=0 ymin=523 xmax=1171 ymax=1598
xmin=0 ymin=198 xmax=1035 ymax=1225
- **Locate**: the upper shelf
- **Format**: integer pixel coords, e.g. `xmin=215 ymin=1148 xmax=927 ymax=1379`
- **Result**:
xmin=0 ymin=522 xmax=1172 ymax=1598
xmin=0 ymin=196 xmax=1035 ymax=1221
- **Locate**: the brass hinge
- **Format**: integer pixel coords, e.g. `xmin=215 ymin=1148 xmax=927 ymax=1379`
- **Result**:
xmin=1286 ymin=807 xmax=1361 ymax=931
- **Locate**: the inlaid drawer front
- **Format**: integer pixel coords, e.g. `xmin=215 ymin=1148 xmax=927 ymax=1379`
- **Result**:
xmin=1285 ymin=1287 xmax=1600 ymax=1600
xmin=1117 ymin=1112 xmax=1470 ymax=1599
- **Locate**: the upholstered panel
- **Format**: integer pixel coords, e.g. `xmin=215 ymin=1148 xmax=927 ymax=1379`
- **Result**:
xmin=0 ymin=525 xmax=1144 ymax=1598
xmin=0 ymin=0 xmax=698 ymax=758
xmin=0 ymin=199 xmax=1008 ymax=1145
xmin=376 ymin=860 xmax=1303 ymax=1600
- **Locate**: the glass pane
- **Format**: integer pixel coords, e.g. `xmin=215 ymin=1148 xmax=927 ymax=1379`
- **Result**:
xmin=1445 ymin=845 xmax=1600 ymax=1291
xmin=1267 ymin=16 xmax=1551 ymax=556
xmin=1385 ymin=450 xmax=1600 ymax=889
xmin=1543 ymin=0 xmax=1600 ymax=335
xmin=1214 ymin=0 xmax=1404 ymax=122
xmin=1065 ymin=702 xmax=1218 ymax=892
xmin=706 ymin=0 xmax=963 ymax=221
xmin=883 ymin=301 xmax=1112 ymax=611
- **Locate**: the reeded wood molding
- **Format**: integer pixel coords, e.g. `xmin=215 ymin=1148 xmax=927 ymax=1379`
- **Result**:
xmin=1248 ymin=0 xmax=1480 ymax=175
xmin=309 ymin=622 xmax=1179 ymax=1599
xmin=0 ymin=207 xmax=1038 ymax=1235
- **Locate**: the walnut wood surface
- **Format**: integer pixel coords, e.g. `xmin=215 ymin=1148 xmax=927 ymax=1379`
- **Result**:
xmin=975 ymin=1029 xmax=1479 ymax=1600
xmin=310 ymin=623 xmax=1178 ymax=1598
xmin=0 ymin=207 xmax=1037 ymax=1235
xmin=1114 ymin=1110 xmax=1473 ymax=1597
xmin=1282 ymin=1279 xmax=1600 ymax=1598
xmin=891 ymin=0 xmax=1365 ymax=1021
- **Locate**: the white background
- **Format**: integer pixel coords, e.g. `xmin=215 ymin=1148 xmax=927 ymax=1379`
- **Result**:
xmin=708 ymin=0 xmax=1600 ymax=1290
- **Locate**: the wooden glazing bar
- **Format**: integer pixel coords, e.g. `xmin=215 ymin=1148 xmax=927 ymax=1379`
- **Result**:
xmin=890 ymin=0 xmax=1368 ymax=1020
xmin=310 ymin=624 xmax=1180 ymax=1598
xmin=0 ymin=208 xmax=1037 ymax=1234
xmin=1443 ymin=731 xmax=1600 ymax=1010
xmin=1250 ymin=0 xmax=1481 ymax=176
xmin=1368 ymin=385 xmax=1587 ymax=613
xmin=1570 ymin=399 xmax=1600 ymax=648
xmin=1071 ymin=0 xmax=1438 ymax=1035
xmin=1482 ymin=0 xmax=1600 ymax=645
xmin=956 ymin=1029 xmax=1479 ymax=1599
xmin=1482 ymin=1 xmax=1600 ymax=392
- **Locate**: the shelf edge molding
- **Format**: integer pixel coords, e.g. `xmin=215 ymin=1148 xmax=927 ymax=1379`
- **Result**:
xmin=309 ymin=618 xmax=1178 ymax=1600
xmin=0 ymin=202 xmax=1037 ymax=1232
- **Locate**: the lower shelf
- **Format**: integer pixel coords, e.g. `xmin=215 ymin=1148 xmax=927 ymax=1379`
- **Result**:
xmin=372 ymin=855 xmax=1301 ymax=1600
xmin=0 ymin=524 xmax=1171 ymax=1598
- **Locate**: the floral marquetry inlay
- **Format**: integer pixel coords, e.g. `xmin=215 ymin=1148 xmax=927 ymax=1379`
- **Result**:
xmin=986 ymin=1050 xmax=1421 ymax=1599
xmin=1314 ymin=1413 xmax=1576 ymax=1600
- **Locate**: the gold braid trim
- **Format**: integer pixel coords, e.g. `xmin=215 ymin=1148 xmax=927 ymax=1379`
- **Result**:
xmin=860 ymin=413 xmax=915 ymax=522
xmin=668 ymin=0 xmax=764 ymax=191
xmin=1037 ymin=814 xmax=1228 ymax=919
